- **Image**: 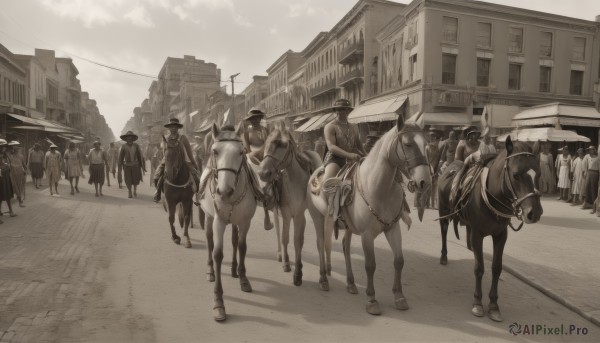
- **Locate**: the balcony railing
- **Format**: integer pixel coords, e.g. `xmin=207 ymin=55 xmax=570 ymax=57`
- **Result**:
xmin=310 ymin=78 xmax=337 ymax=99
xmin=338 ymin=40 xmax=364 ymax=65
xmin=339 ymin=68 xmax=364 ymax=88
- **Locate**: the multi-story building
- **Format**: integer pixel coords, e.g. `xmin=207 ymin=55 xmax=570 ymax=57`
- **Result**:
xmin=34 ymin=49 xmax=62 ymax=122
xmin=303 ymin=32 xmax=338 ymax=112
xmin=288 ymin=64 xmax=310 ymax=118
xmin=13 ymin=54 xmax=48 ymax=118
xmin=56 ymin=57 xmax=81 ymax=127
xmin=265 ymin=50 xmax=305 ymax=122
xmin=0 ymin=43 xmax=28 ymax=121
xmin=242 ymin=75 xmax=268 ymax=114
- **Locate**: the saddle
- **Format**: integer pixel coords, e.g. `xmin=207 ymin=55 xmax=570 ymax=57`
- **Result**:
xmin=450 ymin=153 xmax=498 ymax=218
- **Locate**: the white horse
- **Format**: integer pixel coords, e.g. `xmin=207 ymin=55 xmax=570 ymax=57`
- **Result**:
xmin=306 ymin=113 xmax=431 ymax=315
xmin=199 ymin=123 xmax=259 ymax=322
xmin=256 ymin=123 xmax=322 ymax=285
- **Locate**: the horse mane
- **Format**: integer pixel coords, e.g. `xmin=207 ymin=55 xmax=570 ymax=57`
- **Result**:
xmin=363 ymin=126 xmax=398 ymax=165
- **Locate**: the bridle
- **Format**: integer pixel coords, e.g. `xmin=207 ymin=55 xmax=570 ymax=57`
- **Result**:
xmin=263 ymin=140 xmax=295 ymax=173
xmin=388 ymin=125 xmax=429 ymax=191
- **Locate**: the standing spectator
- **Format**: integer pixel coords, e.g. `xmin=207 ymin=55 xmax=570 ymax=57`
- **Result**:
xmin=426 ymin=130 xmax=442 ymax=209
xmin=555 ymin=146 xmax=571 ymax=201
xmin=539 ymin=143 xmax=555 ymax=194
xmin=8 ymin=141 xmax=27 ymax=207
xmin=88 ymin=141 xmax=109 ymax=197
xmin=478 ymin=130 xmax=497 ymax=155
xmin=45 ymin=144 xmax=62 ymax=196
xmin=64 ymin=142 xmax=84 ymax=195
xmin=0 ymin=139 xmax=16 ymax=219
xmin=118 ymin=131 xmax=145 ymax=199
xmin=581 ymin=145 xmax=599 ymax=210
xmin=439 ymin=130 xmax=458 ymax=171
xmin=28 ymin=143 xmax=45 ymax=189
xmin=570 ymin=148 xmax=585 ymax=205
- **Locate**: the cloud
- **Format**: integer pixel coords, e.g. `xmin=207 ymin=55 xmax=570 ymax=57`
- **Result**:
xmin=123 ymin=6 xmax=155 ymax=28
xmin=233 ymin=13 xmax=253 ymax=28
xmin=287 ymin=0 xmax=318 ymax=18
xmin=185 ymin=0 xmax=234 ymax=11
xmin=40 ymin=0 xmax=117 ymax=27
xmin=172 ymin=5 xmax=189 ymax=20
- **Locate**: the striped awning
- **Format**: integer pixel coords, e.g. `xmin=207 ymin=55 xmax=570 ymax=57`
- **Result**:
xmin=295 ymin=112 xmax=335 ymax=132
xmin=348 ymin=96 xmax=406 ymax=123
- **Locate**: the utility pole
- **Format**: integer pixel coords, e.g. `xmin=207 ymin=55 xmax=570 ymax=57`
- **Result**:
xmin=229 ymin=73 xmax=240 ymax=126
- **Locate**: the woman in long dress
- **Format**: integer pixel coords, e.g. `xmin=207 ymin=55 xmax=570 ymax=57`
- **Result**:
xmin=0 ymin=139 xmax=16 ymax=220
xmin=570 ymin=148 xmax=585 ymax=205
xmin=539 ymin=143 xmax=555 ymax=194
xmin=64 ymin=142 xmax=84 ymax=195
xmin=28 ymin=143 xmax=45 ymax=188
xmin=555 ymin=146 xmax=571 ymax=201
xmin=45 ymin=144 xmax=62 ymax=196
xmin=8 ymin=141 xmax=27 ymax=207
xmin=88 ymin=141 xmax=109 ymax=197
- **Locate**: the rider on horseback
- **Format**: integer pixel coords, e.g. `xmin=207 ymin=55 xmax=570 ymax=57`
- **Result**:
xmin=242 ymin=107 xmax=270 ymax=164
xmin=153 ymin=118 xmax=200 ymax=202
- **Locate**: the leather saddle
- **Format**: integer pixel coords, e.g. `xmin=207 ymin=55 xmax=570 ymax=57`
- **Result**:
xmin=450 ymin=153 xmax=498 ymax=215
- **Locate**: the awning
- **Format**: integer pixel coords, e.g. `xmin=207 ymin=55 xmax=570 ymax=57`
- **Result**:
xmin=7 ymin=113 xmax=82 ymax=134
xmin=295 ymin=113 xmax=335 ymax=132
xmin=57 ymin=135 xmax=86 ymax=143
xmin=512 ymin=103 xmax=600 ymax=128
xmin=423 ymin=112 xmax=473 ymax=126
xmin=497 ymin=128 xmax=591 ymax=142
xmin=348 ymin=96 xmax=406 ymax=123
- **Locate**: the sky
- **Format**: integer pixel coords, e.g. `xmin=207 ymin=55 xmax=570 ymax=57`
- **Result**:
xmin=1 ymin=0 xmax=599 ymax=137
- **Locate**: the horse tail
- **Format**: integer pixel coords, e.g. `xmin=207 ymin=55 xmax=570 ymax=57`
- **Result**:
xmin=453 ymin=217 xmax=460 ymax=240
xmin=177 ymin=202 xmax=184 ymax=228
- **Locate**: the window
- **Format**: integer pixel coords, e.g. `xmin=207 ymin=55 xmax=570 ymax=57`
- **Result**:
xmin=539 ymin=66 xmax=551 ymax=92
xmin=477 ymin=59 xmax=490 ymax=87
xmin=409 ymin=54 xmax=418 ymax=81
xmin=508 ymin=63 xmax=521 ymax=90
xmin=570 ymin=70 xmax=583 ymax=95
xmin=540 ymin=32 xmax=553 ymax=57
xmin=442 ymin=54 xmax=457 ymax=84
xmin=572 ymin=37 xmax=586 ymax=61
xmin=509 ymin=27 xmax=523 ymax=53
xmin=477 ymin=22 xmax=492 ymax=48
xmin=442 ymin=16 xmax=458 ymax=43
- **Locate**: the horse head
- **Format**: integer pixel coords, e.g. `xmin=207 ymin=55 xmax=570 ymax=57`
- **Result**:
xmin=259 ymin=121 xmax=294 ymax=182
xmin=210 ymin=122 xmax=245 ymax=200
xmin=502 ymin=136 xmax=543 ymax=224
xmin=393 ymin=111 xmax=432 ymax=194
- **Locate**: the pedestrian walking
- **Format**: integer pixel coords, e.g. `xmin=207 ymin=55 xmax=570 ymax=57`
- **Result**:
xmin=0 ymin=139 xmax=16 ymax=219
xmin=117 ymin=131 xmax=145 ymax=199
xmin=581 ymin=145 xmax=599 ymax=209
xmin=64 ymin=142 xmax=84 ymax=195
xmin=539 ymin=143 xmax=555 ymax=194
xmin=570 ymin=148 xmax=585 ymax=205
xmin=45 ymin=144 xmax=62 ymax=196
xmin=426 ymin=129 xmax=442 ymax=209
xmin=28 ymin=143 xmax=45 ymax=188
xmin=88 ymin=141 xmax=109 ymax=197
xmin=107 ymin=142 xmax=119 ymax=187
xmin=7 ymin=141 xmax=27 ymax=207
xmin=555 ymin=146 xmax=571 ymax=201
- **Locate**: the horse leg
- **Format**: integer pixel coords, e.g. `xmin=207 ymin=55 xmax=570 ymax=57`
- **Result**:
xmin=237 ymin=222 xmax=252 ymax=293
xmin=292 ymin=214 xmax=305 ymax=286
xmin=488 ymin=229 xmax=507 ymax=322
xmin=212 ymin=218 xmax=227 ymax=321
xmin=198 ymin=206 xmax=206 ymax=231
xmin=231 ymin=225 xmax=239 ymax=278
xmin=281 ymin=215 xmax=291 ymax=273
xmin=205 ymin=215 xmax=215 ymax=282
xmin=183 ymin=200 xmax=192 ymax=248
xmin=471 ymin=230 xmax=485 ymax=317
xmin=274 ymin=207 xmax=282 ymax=262
xmin=440 ymin=220 xmax=448 ymax=265
xmin=385 ymin=224 xmax=409 ymax=310
xmin=362 ymin=232 xmax=380 ymax=315
xmin=169 ymin=203 xmax=181 ymax=245
xmin=324 ymin=216 xmax=333 ymax=276
xmin=309 ymin=208 xmax=329 ymax=291
xmin=466 ymin=225 xmax=473 ymax=251
xmin=343 ymin=229 xmax=358 ymax=294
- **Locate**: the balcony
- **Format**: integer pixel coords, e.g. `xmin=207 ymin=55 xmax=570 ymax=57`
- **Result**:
xmin=339 ymin=68 xmax=364 ymax=88
xmin=310 ymin=78 xmax=337 ymax=99
xmin=338 ymin=40 xmax=364 ymax=65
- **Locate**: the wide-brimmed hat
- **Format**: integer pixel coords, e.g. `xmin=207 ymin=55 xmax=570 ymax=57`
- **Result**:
xmin=93 ymin=140 xmax=101 ymax=146
xmin=120 ymin=130 xmax=139 ymax=141
xmin=8 ymin=141 xmax=20 ymax=146
xmin=244 ymin=107 xmax=266 ymax=121
xmin=164 ymin=118 xmax=184 ymax=128
xmin=0 ymin=139 xmax=7 ymax=146
xmin=586 ymin=145 xmax=597 ymax=151
xmin=331 ymin=99 xmax=353 ymax=111
xmin=49 ymin=144 xmax=58 ymax=148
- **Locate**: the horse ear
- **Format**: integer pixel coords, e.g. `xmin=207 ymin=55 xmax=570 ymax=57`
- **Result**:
xmin=505 ymin=135 xmax=514 ymax=156
xmin=532 ymin=140 xmax=541 ymax=155
xmin=414 ymin=111 xmax=424 ymax=129
xmin=211 ymin=123 xmax=220 ymax=137
xmin=235 ymin=121 xmax=244 ymax=136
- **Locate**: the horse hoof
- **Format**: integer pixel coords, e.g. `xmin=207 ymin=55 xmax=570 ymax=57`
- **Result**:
xmin=283 ymin=264 xmax=291 ymax=273
xmin=184 ymin=239 xmax=192 ymax=249
xmin=472 ymin=304 xmax=484 ymax=317
xmin=440 ymin=255 xmax=448 ymax=265
xmin=277 ymin=254 xmax=282 ymax=262
xmin=326 ymin=264 xmax=332 ymax=276
xmin=173 ymin=237 xmax=181 ymax=245
xmin=231 ymin=268 xmax=239 ymax=278
xmin=346 ymin=283 xmax=358 ymax=295
xmin=366 ymin=300 xmax=382 ymax=315
xmin=207 ymin=273 xmax=215 ymax=282
xmin=395 ymin=297 xmax=409 ymax=310
xmin=319 ymin=281 xmax=329 ymax=292
xmin=213 ymin=307 xmax=227 ymax=322
xmin=293 ymin=274 xmax=302 ymax=286
xmin=240 ymin=281 xmax=252 ymax=293
xmin=488 ymin=308 xmax=503 ymax=322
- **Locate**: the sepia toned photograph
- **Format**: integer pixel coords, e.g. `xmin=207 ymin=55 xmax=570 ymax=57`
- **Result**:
xmin=0 ymin=0 xmax=599 ymax=342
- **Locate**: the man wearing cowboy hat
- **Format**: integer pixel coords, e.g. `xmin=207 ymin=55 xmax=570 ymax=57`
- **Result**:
xmin=581 ymin=145 xmax=599 ymax=209
xmin=242 ymin=106 xmax=270 ymax=164
xmin=44 ymin=143 xmax=62 ymax=196
xmin=426 ymin=129 xmax=442 ymax=209
xmin=153 ymin=118 xmax=198 ymax=202
xmin=118 ymin=131 xmax=146 ymax=199
xmin=455 ymin=127 xmax=481 ymax=162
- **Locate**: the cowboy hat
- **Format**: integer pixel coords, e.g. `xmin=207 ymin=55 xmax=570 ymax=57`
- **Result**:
xmin=120 ymin=130 xmax=139 ymax=141
xmin=49 ymin=144 xmax=58 ymax=148
xmin=164 ymin=118 xmax=183 ymax=128
xmin=331 ymin=98 xmax=353 ymax=111
xmin=93 ymin=140 xmax=101 ymax=146
xmin=244 ymin=107 xmax=266 ymax=121
xmin=586 ymin=145 xmax=596 ymax=151
xmin=8 ymin=141 xmax=20 ymax=146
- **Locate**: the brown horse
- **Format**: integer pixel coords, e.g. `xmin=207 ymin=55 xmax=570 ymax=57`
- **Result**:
xmin=162 ymin=135 xmax=194 ymax=248
xmin=437 ymin=136 xmax=543 ymax=322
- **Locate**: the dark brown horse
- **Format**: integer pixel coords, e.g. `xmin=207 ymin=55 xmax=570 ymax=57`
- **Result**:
xmin=438 ymin=136 xmax=543 ymax=322
xmin=162 ymin=136 xmax=194 ymax=248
